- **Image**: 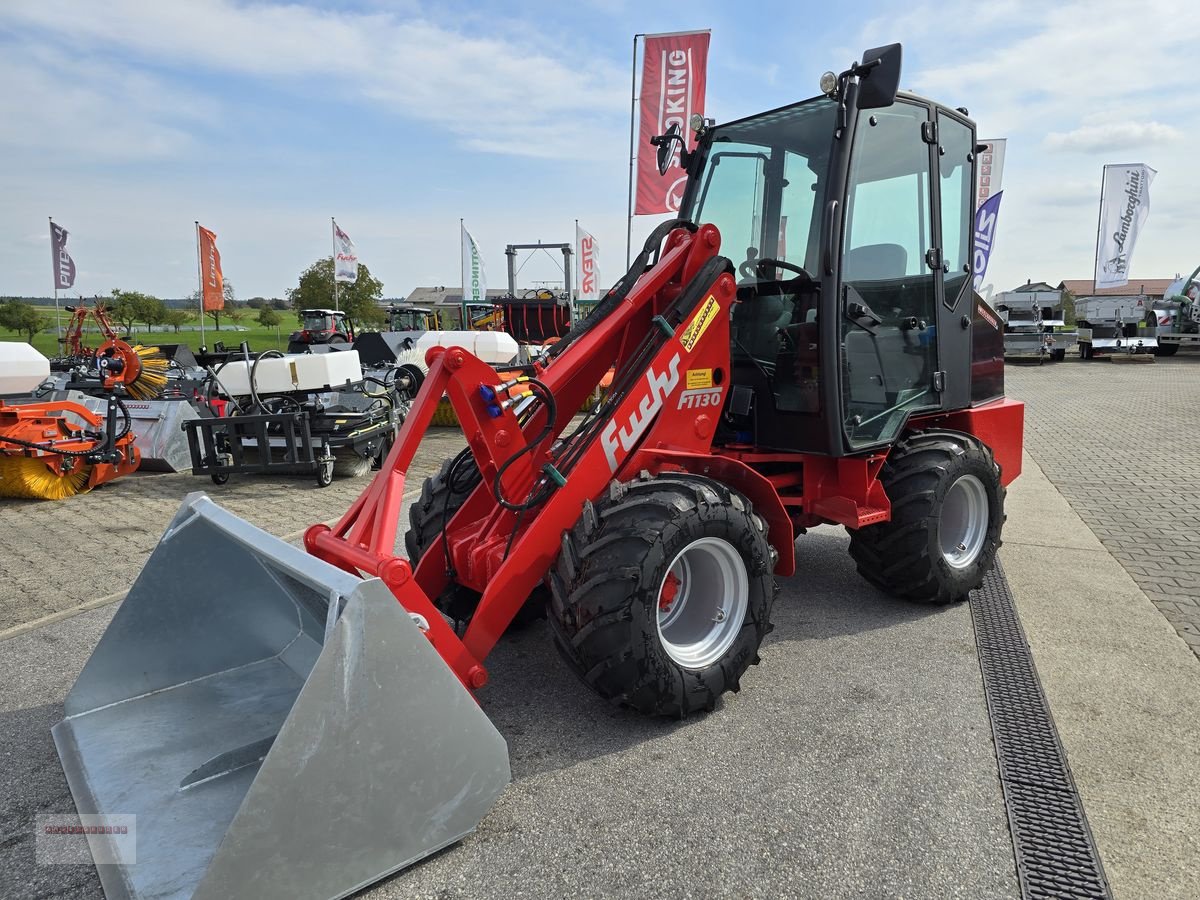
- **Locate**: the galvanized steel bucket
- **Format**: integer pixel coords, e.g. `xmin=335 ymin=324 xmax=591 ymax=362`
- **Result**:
xmin=53 ymin=493 xmax=510 ymax=900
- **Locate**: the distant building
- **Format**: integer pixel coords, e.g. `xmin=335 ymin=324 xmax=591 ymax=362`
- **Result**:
xmin=1058 ymin=278 xmax=1176 ymax=301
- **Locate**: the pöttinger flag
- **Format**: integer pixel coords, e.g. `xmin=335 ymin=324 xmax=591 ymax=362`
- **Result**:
xmin=49 ymin=221 xmax=76 ymax=290
xmin=462 ymin=224 xmax=487 ymax=305
xmin=576 ymin=224 xmax=600 ymax=303
xmin=333 ymin=219 xmax=358 ymax=283
xmin=1094 ymin=164 xmax=1156 ymax=290
xmin=635 ymin=30 xmax=710 ymax=215
xmin=198 ymin=225 xmax=225 ymax=311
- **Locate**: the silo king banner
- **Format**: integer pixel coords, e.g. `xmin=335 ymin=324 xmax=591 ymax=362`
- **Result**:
xmin=635 ymin=30 xmax=710 ymax=215
xmin=1094 ymin=163 xmax=1156 ymax=290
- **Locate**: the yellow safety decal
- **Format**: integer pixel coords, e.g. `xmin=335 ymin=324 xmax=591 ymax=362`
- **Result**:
xmin=686 ymin=368 xmax=713 ymax=389
xmin=680 ymin=295 xmax=720 ymax=352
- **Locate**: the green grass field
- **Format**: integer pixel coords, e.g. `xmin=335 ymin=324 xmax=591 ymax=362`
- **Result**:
xmin=2 ymin=312 xmax=291 ymax=357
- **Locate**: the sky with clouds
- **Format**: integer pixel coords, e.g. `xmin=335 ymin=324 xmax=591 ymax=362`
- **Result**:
xmin=2 ymin=0 xmax=1195 ymax=301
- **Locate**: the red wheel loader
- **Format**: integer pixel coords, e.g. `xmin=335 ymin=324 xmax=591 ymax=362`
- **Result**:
xmin=54 ymin=43 xmax=1022 ymax=900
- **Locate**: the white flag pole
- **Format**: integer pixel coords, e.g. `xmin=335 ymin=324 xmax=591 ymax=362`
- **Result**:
xmin=1092 ymin=166 xmax=1107 ymax=295
xmin=331 ymin=217 xmax=340 ymax=313
xmin=460 ymin=218 xmax=466 ymax=324
xmin=49 ymin=216 xmax=61 ymax=348
xmin=625 ymin=33 xmax=644 ymax=269
xmin=195 ymin=221 xmax=205 ymax=350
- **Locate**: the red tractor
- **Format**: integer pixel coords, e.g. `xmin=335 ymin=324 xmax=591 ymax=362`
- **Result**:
xmin=286 ymin=308 xmax=357 ymax=352
xmin=53 ymin=43 xmax=1025 ymax=899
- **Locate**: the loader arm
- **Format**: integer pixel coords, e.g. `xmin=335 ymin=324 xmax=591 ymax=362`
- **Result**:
xmin=305 ymin=222 xmax=780 ymax=689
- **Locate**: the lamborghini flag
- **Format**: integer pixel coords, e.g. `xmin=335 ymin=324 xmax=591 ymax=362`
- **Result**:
xmin=198 ymin=225 xmax=224 ymax=311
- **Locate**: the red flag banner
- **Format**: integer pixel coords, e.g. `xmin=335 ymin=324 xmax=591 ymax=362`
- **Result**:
xmin=198 ymin=225 xmax=224 ymax=311
xmin=635 ymin=30 xmax=710 ymax=216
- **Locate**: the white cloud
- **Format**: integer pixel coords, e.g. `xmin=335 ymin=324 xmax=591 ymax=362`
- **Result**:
xmin=0 ymin=1 xmax=628 ymax=160
xmin=1045 ymin=121 xmax=1181 ymax=152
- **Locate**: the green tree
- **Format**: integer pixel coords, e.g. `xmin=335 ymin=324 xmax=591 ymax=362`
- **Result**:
xmin=109 ymin=289 xmax=165 ymax=337
xmin=0 ymin=300 xmax=47 ymax=343
xmin=1059 ymin=288 xmax=1076 ymax=327
xmin=191 ymin=281 xmax=238 ymax=330
xmin=163 ymin=309 xmax=190 ymax=333
xmin=287 ymin=257 xmax=385 ymax=327
xmin=257 ymin=306 xmax=282 ymax=328
xmin=245 ymin=296 xmax=267 ymax=309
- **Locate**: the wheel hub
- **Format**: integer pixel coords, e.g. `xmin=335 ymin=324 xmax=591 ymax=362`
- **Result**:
xmin=655 ymin=538 xmax=749 ymax=669
xmin=938 ymin=474 xmax=989 ymax=569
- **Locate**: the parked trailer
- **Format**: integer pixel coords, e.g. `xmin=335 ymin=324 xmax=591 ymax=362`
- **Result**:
xmin=995 ymin=292 xmax=1077 ymax=362
xmin=1075 ymin=294 xmax=1158 ymax=358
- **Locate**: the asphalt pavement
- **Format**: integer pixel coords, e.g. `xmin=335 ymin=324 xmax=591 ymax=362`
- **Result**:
xmin=0 ymin=520 xmax=1018 ymax=899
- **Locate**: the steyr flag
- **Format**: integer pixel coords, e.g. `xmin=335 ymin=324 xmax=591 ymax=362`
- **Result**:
xmin=333 ymin=220 xmax=358 ymax=283
xmin=576 ymin=224 xmax=600 ymax=303
xmin=49 ymin=221 xmax=76 ymax=289
xmin=198 ymin=225 xmax=225 ymax=311
xmin=461 ymin=224 xmax=487 ymax=305
xmin=1094 ymin=164 xmax=1156 ymax=290
xmin=635 ymin=30 xmax=710 ymax=215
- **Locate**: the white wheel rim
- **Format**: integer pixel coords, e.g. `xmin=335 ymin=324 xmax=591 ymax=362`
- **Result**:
xmin=938 ymin=474 xmax=989 ymax=569
xmin=656 ymin=537 xmax=749 ymax=669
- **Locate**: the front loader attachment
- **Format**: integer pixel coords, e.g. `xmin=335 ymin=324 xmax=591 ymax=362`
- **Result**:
xmin=52 ymin=493 xmax=510 ymax=900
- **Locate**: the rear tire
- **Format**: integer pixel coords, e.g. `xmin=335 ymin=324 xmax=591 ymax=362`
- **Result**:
xmin=848 ymin=430 xmax=1004 ymax=603
xmin=1155 ymin=343 xmax=1179 ymax=357
xmin=549 ymin=474 xmax=776 ymax=718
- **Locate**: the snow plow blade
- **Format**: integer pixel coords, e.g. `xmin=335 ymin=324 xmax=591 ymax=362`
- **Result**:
xmin=52 ymin=493 xmax=510 ymax=900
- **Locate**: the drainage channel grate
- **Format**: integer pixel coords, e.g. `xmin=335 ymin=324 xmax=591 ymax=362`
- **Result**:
xmin=971 ymin=562 xmax=1111 ymax=900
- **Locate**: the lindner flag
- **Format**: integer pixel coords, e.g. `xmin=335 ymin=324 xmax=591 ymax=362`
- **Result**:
xmin=49 ymin=221 xmax=76 ymax=289
xmin=198 ymin=225 xmax=225 ymax=311
xmin=333 ymin=220 xmax=358 ymax=283
xmin=576 ymin=224 xmax=600 ymax=303
xmin=635 ymin=30 xmax=710 ymax=215
xmin=975 ymin=139 xmax=1006 ymax=208
xmin=972 ymin=191 xmax=1003 ymax=292
xmin=461 ymin=224 xmax=487 ymax=305
xmin=1094 ymin=164 xmax=1156 ymax=290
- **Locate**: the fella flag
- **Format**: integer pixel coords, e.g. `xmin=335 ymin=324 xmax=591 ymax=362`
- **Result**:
xmin=972 ymin=191 xmax=1003 ymax=292
xmin=49 ymin=221 xmax=76 ymax=289
xmin=198 ymin=225 xmax=225 ymax=311
xmin=461 ymin=224 xmax=487 ymax=305
xmin=1095 ymin=164 xmax=1156 ymax=290
xmin=576 ymin=224 xmax=600 ymax=303
xmin=635 ymin=30 xmax=710 ymax=215
xmin=333 ymin=220 xmax=358 ymax=283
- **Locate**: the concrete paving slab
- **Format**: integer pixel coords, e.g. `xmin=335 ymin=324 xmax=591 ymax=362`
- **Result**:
xmin=0 ymin=527 xmax=1019 ymax=900
xmin=1000 ymin=453 xmax=1200 ymax=900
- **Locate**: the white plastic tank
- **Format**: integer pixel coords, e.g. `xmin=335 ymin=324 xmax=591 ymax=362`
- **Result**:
xmin=218 ymin=350 xmax=364 ymax=396
xmin=0 ymin=342 xmax=51 ymax=396
xmin=415 ymin=331 xmax=519 ymax=366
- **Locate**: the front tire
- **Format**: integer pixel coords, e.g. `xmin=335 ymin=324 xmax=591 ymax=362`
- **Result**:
xmin=848 ymin=430 xmax=1004 ymax=603
xmin=549 ymin=474 xmax=776 ymax=717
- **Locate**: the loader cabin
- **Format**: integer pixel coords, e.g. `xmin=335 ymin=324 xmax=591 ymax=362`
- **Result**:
xmin=675 ymin=43 xmax=992 ymax=458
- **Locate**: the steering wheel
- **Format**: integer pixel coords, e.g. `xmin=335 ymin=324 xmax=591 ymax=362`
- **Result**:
xmin=757 ymin=257 xmax=815 ymax=283
xmin=737 ymin=250 xmax=815 ymax=284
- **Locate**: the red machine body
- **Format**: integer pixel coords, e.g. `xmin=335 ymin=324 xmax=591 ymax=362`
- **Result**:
xmin=305 ymin=224 xmax=1024 ymax=690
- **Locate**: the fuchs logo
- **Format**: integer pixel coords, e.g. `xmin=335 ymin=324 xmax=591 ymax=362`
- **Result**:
xmin=601 ymin=353 xmax=681 ymax=472
xmin=579 ymin=235 xmax=596 ymax=296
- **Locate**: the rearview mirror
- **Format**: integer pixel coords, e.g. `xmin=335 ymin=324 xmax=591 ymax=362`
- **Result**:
xmin=655 ymin=123 xmax=683 ymax=175
xmin=856 ymin=43 xmax=902 ymax=110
